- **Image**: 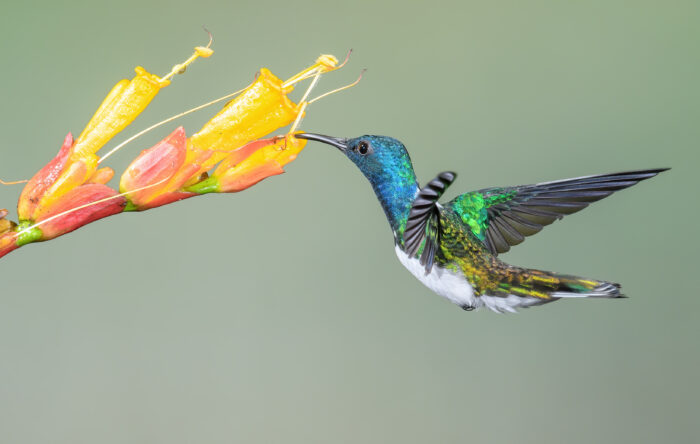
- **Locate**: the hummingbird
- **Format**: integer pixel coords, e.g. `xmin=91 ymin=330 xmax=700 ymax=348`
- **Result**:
xmin=296 ymin=133 xmax=668 ymax=313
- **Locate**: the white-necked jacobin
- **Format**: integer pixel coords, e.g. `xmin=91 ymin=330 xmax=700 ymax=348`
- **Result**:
xmin=296 ymin=133 xmax=668 ymax=313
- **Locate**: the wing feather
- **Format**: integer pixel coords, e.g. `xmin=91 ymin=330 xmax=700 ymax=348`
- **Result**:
xmin=404 ymin=172 xmax=456 ymax=273
xmin=449 ymin=168 xmax=668 ymax=255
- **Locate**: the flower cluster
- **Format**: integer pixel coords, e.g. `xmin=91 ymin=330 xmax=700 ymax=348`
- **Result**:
xmin=0 ymin=41 xmax=343 ymax=259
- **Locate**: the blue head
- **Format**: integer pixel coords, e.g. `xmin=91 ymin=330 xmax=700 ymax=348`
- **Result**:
xmin=296 ymin=133 xmax=419 ymax=235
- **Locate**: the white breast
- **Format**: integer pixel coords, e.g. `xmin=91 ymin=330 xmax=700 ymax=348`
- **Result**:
xmin=394 ymin=245 xmax=479 ymax=309
xmin=394 ymin=245 xmax=544 ymax=313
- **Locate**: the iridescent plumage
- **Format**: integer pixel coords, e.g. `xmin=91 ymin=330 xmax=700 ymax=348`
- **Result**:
xmin=296 ymin=133 xmax=667 ymax=312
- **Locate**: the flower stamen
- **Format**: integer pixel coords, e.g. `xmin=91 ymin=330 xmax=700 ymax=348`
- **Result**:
xmin=0 ymin=178 xmax=29 ymax=185
xmin=288 ymin=68 xmax=364 ymax=134
xmin=289 ymin=72 xmax=321 ymax=134
xmin=308 ymin=69 xmax=365 ymax=105
xmin=282 ymin=54 xmax=341 ymax=89
xmin=159 ymin=31 xmax=214 ymax=83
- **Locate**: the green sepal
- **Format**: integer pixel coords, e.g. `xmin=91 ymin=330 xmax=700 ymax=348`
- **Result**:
xmin=123 ymin=199 xmax=140 ymax=212
xmin=184 ymin=177 xmax=220 ymax=195
xmin=15 ymin=221 xmax=43 ymax=246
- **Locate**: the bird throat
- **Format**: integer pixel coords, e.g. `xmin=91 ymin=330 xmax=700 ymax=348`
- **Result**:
xmin=367 ymin=167 xmax=419 ymax=238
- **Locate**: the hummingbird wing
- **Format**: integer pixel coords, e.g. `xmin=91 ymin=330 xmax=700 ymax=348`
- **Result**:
xmin=448 ymin=168 xmax=668 ymax=255
xmin=404 ymin=171 xmax=456 ymax=273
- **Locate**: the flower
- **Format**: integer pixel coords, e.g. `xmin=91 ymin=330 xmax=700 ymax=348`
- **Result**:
xmin=0 ymin=46 xmax=344 ymax=260
xmin=186 ymin=68 xmax=303 ymax=177
xmin=118 ymin=57 xmax=335 ymax=210
xmin=33 ymin=184 xmax=125 ymax=240
xmin=119 ymin=126 xmax=203 ymax=210
xmin=18 ymin=67 xmax=170 ymax=222
xmin=185 ymin=134 xmax=306 ymax=194
xmin=17 ymin=133 xmax=117 ymax=221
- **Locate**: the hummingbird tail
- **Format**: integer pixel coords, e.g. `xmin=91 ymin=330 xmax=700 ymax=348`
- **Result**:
xmin=547 ymin=274 xmax=624 ymax=299
xmin=476 ymin=266 xmax=625 ymax=312
xmin=494 ymin=268 xmax=624 ymax=303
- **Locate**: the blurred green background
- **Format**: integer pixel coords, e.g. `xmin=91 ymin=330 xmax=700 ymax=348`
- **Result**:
xmin=0 ymin=1 xmax=697 ymax=443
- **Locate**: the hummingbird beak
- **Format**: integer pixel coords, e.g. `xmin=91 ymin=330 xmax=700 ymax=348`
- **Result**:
xmin=295 ymin=132 xmax=348 ymax=152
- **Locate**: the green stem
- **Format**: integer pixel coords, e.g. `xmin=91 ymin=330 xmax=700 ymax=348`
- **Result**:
xmin=184 ymin=176 xmax=220 ymax=195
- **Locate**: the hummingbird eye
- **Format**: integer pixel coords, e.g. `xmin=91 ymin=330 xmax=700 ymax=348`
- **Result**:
xmin=357 ymin=141 xmax=370 ymax=155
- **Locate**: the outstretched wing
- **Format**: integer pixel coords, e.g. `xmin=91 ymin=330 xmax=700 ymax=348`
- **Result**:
xmin=448 ymin=168 xmax=668 ymax=255
xmin=403 ymin=172 xmax=456 ymax=274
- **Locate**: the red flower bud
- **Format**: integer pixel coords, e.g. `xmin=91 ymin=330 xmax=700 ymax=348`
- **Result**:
xmin=36 ymin=184 xmax=126 ymax=240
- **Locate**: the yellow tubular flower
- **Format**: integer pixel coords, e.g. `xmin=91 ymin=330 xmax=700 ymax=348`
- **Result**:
xmin=184 ymin=54 xmax=339 ymax=182
xmin=33 ymin=68 xmax=168 ymax=218
xmin=24 ymin=41 xmax=212 ymax=220
xmin=73 ymin=67 xmax=169 ymax=159
xmin=186 ymin=69 xmax=299 ymax=172
xmin=122 ymin=54 xmax=345 ymax=205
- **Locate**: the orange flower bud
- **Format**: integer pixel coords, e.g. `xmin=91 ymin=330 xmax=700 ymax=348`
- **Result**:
xmin=207 ymin=134 xmax=306 ymax=193
xmin=120 ymin=127 xmax=203 ymax=210
xmin=121 ymin=127 xmax=187 ymax=205
xmin=35 ymin=184 xmax=126 ymax=240
xmin=18 ymin=133 xmax=74 ymax=220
